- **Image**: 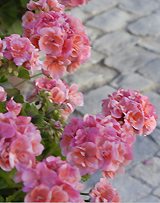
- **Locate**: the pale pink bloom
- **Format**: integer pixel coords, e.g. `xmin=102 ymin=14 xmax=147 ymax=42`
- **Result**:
xmin=61 ymin=114 xmax=134 ymax=176
xmin=22 ymin=8 xmax=90 ymax=78
xmin=102 ymin=89 xmax=157 ymax=136
xmin=35 ymin=77 xmax=83 ymax=118
xmin=16 ymin=156 xmax=83 ymax=202
xmin=90 ymin=178 xmax=120 ymax=203
xmin=67 ymin=142 xmax=99 ymax=175
xmin=0 ymin=112 xmax=44 ymax=171
xmin=59 ymin=0 xmax=89 ymax=8
xmin=27 ymin=0 xmax=64 ymax=12
xmin=49 ymin=185 xmax=69 ymax=202
xmin=58 ymin=163 xmax=81 ymax=187
xmin=6 ymin=98 xmax=22 ymax=115
xmin=0 ymin=86 xmax=7 ymax=102
xmin=25 ymin=184 xmax=51 ymax=202
xmin=0 ymin=141 xmax=12 ymax=171
xmin=39 ymin=27 xmax=64 ymax=55
xmin=43 ymin=55 xmax=67 ymax=79
xmin=3 ymin=34 xmax=41 ymax=74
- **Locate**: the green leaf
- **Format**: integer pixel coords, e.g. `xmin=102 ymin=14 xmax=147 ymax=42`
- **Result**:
xmin=0 ymin=195 xmax=4 ymax=202
xmin=0 ymin=102 xmax=6 ymax=113
xmin=18 ymin=67 xmax=30 ymax=80
xmin=14 ymin=94 xmax=24 ymax=103
xmin=6 ymin=88 xmax=20 ymax=98
xmin=6 ymin=190 xmax=25 ymax=202
xmin=0 ymin=75 xmax=8 ymax=83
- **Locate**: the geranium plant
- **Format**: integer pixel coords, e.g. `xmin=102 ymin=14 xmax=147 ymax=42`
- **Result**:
xmin=0 ymin=0 xmax=157 ymax=202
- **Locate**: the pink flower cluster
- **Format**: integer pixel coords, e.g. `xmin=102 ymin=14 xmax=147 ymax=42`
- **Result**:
xmin=58 ymin=0 xmax=89 ymax=8
xmin=15 ymin=156 xmax=83 ymax=202
xmin=0 ymin=95 xmax=44 ymax=171
xmin=22 ymin=0 xmax=90 ymax=78
xmin=60 ymin=114 xmax=133 ymax=177
xmin=35 ymin=77 xmax=83 ymax=118
xmin=27 ymin=0 xmax=65 ymax=12
xmin=102 ymin=89 xmax=157 ymax=136
xmin=2 ymin=34 xmax=41 ymax=74
xmin=90 ymin=178 xmax=120 ymax=203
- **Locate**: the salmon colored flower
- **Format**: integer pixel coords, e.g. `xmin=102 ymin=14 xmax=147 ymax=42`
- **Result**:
xmin=25 ymin=184 xmax=51 ymax=202
xmin=90 ymin=178 xmax=120 ymax=203
xmin=27 ymin=0 xmax=64 ymax=12
xmin=102 ymin=89 xmax=157 ymax=136
xmin=22 ymin=4 xmax=90 ymax=78
xmin=58 ymin=0 xmax=89 ymax=8
xmin=3 ymin=34 xmax=41 ymax=74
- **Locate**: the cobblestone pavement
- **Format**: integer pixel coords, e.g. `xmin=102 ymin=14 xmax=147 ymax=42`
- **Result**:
xmin=67 ymin=0 xmax=160 ymax=202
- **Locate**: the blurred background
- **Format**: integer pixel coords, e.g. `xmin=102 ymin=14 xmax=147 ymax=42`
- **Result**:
xmin=1 ymin=0 xmax=160 ymax=202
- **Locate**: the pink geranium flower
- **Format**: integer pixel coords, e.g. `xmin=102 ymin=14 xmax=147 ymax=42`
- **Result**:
xmin=3 ymin=34 xmax=41 ymax=74
xmin=90 ymin=178 xmax=120 ymax=203
xmin=0 ymin=86 xmax=7 ymax=102
xmin=35 ymin=77 xmax=83 ymax=118
xmin=102 ymin=89 xmax=157 ymax=136
xmin=22 ymin=1 xmax=90 ymax=78
xmin=16 ymin=156 xmax=83 ymax=202
xmin=6 ymin=98 xmax=22 ymax=116
xmin=61 ymin=114 xmax=134 ymax=176
xmin=27 ymin=0 xmax=64 ymax=12
xmin=0 ymin=112 xmax=44 ymax=171
xmin=58 ymin=0 xmax=89 ymax=8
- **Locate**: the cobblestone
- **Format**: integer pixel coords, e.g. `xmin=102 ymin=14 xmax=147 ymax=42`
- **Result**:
xmin=86 ymin=8 xmax=131 ymax=32
xmin=93 ymin=31 xmax=138 ymax=55
xmin=77 ymin=85 xmax=115 ymax=115
xmin=138 ymin=58 xmax=160 ymax=83
xmin=138 ymin=195 xmax=160 ymax=202
xmin=104 ymin=47 xmax=158 ymax=73
xmin=119 ymin=0 xmax=160 ymax=16
xmin=66 ymin=65 xmax=117 ymax=91
xmin=85 ymin=26 xmax=102 ymax=42
xmin=111 ymin=73 xmax=154 ymax=91
xmin=82 ymin=0 xmax=118 ymax=15
xmin=73 ymin=0 xmax=160 ymax=201
xmin=153 ymin=187 xmax=160 ymax=198
xmin=138 ymin=36 xmax=160 ymax=54
xmin=130 ymin=157 xmax=160 ymax=187
xmin=111 ymin=174 xmax=151 ymax=202
xmin=131 ymin=136 xmax=159 ymax=166
xmin=151 ymin=128 xmax=160 ymax=146
xmin=128 ymin=11 xmax=160 ymax=36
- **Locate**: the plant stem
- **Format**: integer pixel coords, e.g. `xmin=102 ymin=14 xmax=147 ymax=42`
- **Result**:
xmin=14 ymin=72 xmax=43 ymax=88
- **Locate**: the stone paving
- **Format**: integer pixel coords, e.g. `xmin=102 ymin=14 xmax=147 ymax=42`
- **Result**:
xmin=68 ymin=0 xmax=160 ymax=202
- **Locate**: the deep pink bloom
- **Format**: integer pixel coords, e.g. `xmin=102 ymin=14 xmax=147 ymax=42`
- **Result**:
xmin=0 ymin=86 xmax=7 ymax=102
xmin=90 ymin=178 xmax=120 ymax=203
xmin=102 ymin=89 xmax=157 ymax=136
